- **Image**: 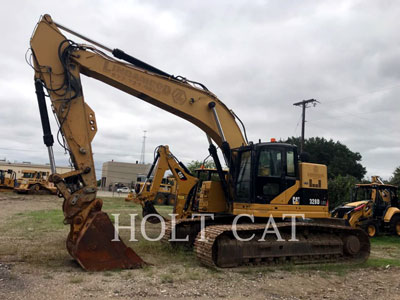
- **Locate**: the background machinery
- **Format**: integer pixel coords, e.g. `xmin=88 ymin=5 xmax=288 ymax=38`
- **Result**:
xmin=29 ymin=14 xmax=370 ymax=271
xmin=14 ymin=170 xmax=57 ymax=195
xmin=126 ymin=145 xmax=198 ymax=217
xmin=126 ymin=176 xmax=177 ymax=206
xmin=332 ymin=176 xmax=400 ymax=237
xmin=0 ymin=169 xmax=17 ymax=191
xmin=126 ymin=147 xmax=229 ymax=212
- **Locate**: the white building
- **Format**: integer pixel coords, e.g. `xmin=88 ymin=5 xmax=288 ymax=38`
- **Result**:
xmin=100 ymin=161 xmax=151 ymax=191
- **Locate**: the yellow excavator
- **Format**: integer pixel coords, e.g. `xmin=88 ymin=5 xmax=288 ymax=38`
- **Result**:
xmin=0 ymin=169 xmax=17 ymax=191
xmin=331 ymin=176 xmax=400 ymax=237
xmin=29 ymin=14 xmax=370 ymax=271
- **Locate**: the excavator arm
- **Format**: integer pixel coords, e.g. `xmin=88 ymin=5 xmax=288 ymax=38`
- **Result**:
xmin=30 ymin=14 xmax=246 ymax=271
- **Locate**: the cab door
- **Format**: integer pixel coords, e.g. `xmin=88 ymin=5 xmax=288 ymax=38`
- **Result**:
xmin=255 ymin=147 xmax=284 ymax=203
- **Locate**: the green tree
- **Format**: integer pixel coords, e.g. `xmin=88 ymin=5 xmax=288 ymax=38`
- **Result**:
xmin=327 ymin=175 xmax=358 ymax=210
xmin=186 ymin=160 xmax=216 ymax=174
xmin=389 ymin=166 xmax=400 ymax=187
xmin=285 ymin=137 xmax=366 ymax=180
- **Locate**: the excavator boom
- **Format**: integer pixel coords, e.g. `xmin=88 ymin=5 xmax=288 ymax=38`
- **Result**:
xmin=31 ymin=15 xmax=245 ymax=150
xmin=30 ymin=14 xmax=244 ymax=271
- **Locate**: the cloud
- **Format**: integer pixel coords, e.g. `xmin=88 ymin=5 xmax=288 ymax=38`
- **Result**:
xmin=0 ymin=0 xmax=399 ymax=181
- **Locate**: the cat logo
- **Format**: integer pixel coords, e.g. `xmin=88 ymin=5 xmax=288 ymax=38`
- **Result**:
xmin=175 ymin=169 xmax=187 ymax=181
xmin=292 ymin=196 xmax=300 ymax=205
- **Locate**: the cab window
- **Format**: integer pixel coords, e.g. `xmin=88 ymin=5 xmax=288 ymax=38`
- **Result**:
xmin=235 ymin=150 xmax=252 ymax=202
xmin=257 ymin=149 xmax=282 ymax=177
xmin=286 ymin=150 xmax=295 ymax=177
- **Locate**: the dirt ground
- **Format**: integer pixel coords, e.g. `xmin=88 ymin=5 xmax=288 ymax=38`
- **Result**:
xmin=1 ymin=193 xmax=400 ymax=300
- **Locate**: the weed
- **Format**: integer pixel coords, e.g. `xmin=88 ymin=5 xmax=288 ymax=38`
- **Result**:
xmin=69 ymin=276 xmax=84 ymax=284
xmin=187 ymin=270 xmax=201 ymax=280
xmin=43 ymin=274 xmax=53 ymax=280
xmin=143 ymin=266 xmax=155 ymax=277
xmin=121 ymin=271 xmax=133 ymax=280
xmin=160 ymin=273 xmax=174 ymax=283
xmin=103 ymin=271 xmax=113 ymax=277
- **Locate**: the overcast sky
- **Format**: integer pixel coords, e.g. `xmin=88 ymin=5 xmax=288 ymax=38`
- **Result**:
xmin=0 ymin=0 xmax=399 ymax=180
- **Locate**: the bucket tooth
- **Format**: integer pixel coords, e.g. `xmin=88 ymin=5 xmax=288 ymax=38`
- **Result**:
xmin=67 ymin=211 xmax=145 ymax=271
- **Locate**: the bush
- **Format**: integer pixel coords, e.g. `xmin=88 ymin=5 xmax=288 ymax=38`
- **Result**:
xmin=328 ymin=175 xmax=358 ymax=210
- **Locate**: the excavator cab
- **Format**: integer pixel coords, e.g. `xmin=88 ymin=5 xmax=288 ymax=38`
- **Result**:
xmin=233 ymin=142 xmax=327 ymax=205
xmin=233 ymin=143 xmax=293 ymax=203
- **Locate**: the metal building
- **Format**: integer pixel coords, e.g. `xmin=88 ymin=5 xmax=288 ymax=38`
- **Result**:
xmin=100 ymin=161 xmax=151 ymax=191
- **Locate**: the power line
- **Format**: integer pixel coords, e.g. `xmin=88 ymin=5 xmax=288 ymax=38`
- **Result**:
xmin=308 ymin=108 xmax=397 ymax=123
xmin=293 ymin=99 xmax=319 ymax=152
xmin=292 ymin=112 xmax=302 ymax=136
xmin=323 ymin=82 xmax=400 ymax=106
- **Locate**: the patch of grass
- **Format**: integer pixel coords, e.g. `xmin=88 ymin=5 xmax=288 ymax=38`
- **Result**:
xmin=0 ymin=207 xmax=71 ymax=269
xmin=205 ymin=266 xmax=223 ymax=274
xmin=102 ymin=197 xmax=174 ymax=219
xmin=128 ymin=239 xmax=196 ymax=267
xmin=43 ymin=274 xmax=53 ymax=279
xmin=143 ymin=265 xmax=155 ymax=277
xmin=298 ymin=263 xmax=362 ymax=276
xmin=69 ymin=276 xmax=84 ymax=284
xmin=3 ymin=209 xmax=64 ymax=237
xmin=236 ymin=268 xmax=258 ymax=275
xmin=366 ymin=258 xmax=400 ymax=267
xmin=120 ymin=271 xmax=133 ymax=280
xmin=102 ymin=197 xmax=136 ymax=211
xmin=187 ymin=270 xmax=201 ymax=280
xmin=370 ymin=236 xmax=400 ymax=261
xmin=371 ymin=236 xmax=400 ymax=246
xmin=160 ymin=273 xmax=174 ymax=284
xmin=237 ymin=262 xmax=367 ymax=277
xmin=24 ymin=209 xmax=64 ymax=227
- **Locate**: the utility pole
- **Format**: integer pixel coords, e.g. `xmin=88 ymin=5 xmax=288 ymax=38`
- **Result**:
xmin=293 ymin=99 xmax=319 ymax=153
xmin=140 ymin=130 xmax=147 ymax=164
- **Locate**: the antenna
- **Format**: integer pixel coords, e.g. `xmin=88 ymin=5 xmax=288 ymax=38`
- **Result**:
xmin=140 ymin=130 xmax=147 ymax=164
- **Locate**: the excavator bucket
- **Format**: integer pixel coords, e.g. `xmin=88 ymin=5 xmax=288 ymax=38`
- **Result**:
xmin=67 ymin=211 xmax=145 ymax=271
xmin=142 ymin=201 xmax=166 ymax=224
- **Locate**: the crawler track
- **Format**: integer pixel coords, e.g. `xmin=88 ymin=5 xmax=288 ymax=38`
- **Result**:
xmin=162 ymin=219 xmax=370 ymax=267
xmin=194 ymin=222 xmax=370 ymax=267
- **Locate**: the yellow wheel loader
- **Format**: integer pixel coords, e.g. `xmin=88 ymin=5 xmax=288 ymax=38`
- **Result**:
xmin=332 ymin=176 xmax=400 ymax=237
xmin=28 ymin=14 xmax=370 ymax=271
xmin=14 ymin=170 xmax=57 ymax=195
